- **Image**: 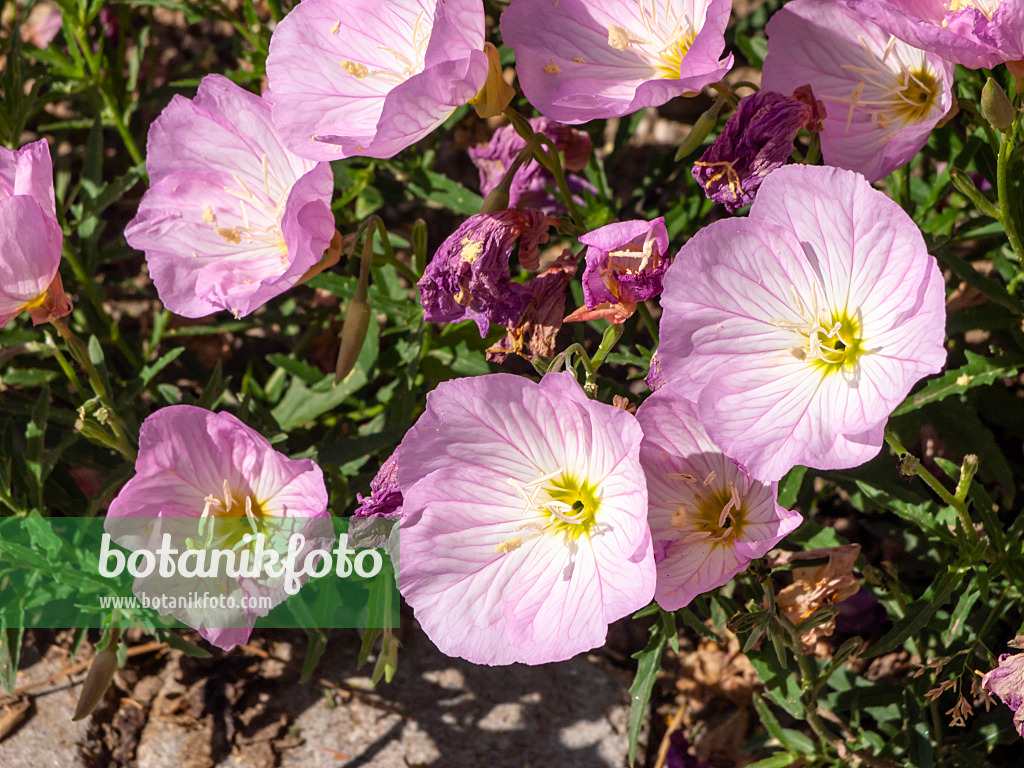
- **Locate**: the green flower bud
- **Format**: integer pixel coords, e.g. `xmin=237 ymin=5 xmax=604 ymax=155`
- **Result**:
xmin=982 ymin=77 xmax=1015 ymax=132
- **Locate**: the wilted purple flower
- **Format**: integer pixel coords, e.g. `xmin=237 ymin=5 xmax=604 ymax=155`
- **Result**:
xmin=417 ymin=209 xmax=550 ymax=336
xmin=838 ymin=0 xmax=1024 ymax=71
xmin=125 ymin=75 xmax=335 ymax=318
xmin=693 ymin=87 xmax=825 ymax=212
xmin=645 ymin=350 xmax=665 ymax=391
xmin=665 ymin=731 xmax=711 ymax=768
xmin=982 ymin=648 xmax=1024 ymax=738
xmin=354 ymin=450 xmax=403 ymax=519
xmin=0 ymin=139 xmax=72 ymax=328
xmin=763 ymin=0 xmax=954 ymax=182
xmin=487 ymin=249 xmax=577 ymax=362
xmin=266 ymin=0 xmax=489 ymax=161
xmin=469 ymin=117 xmax=593 ymax=215
xmin=500 ymin=0 xmax=734 ymax=124
xmin=567 ymin=217 xmax=670 ymax=324
xmin=106 ymin=405 xmax=331 ymax=650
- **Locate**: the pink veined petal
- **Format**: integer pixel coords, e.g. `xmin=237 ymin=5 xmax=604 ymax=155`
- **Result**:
xmin=267 ymin=0 xmax=487 ymax=161
xmin=394 ymin=371 xmax=654 ymax=664
xmin=838 ymin=0 xmax=1012 ymax=68
xmin=763 ymin=0 xmax=953 ymax=181
xmin=656 ymin=165 xmax=946 ymax=481
xmin=127 ymin=75 xmax=334 ymax=319
xmin=500 ymin=0 xmax=733 ymax=124
xmin=637 ymin=390 xmax=800 ymax=610
xmin=0 ymin=139 xmax=57 ymax=216
xmin=0 ymin=196 xmax=63 ymax=327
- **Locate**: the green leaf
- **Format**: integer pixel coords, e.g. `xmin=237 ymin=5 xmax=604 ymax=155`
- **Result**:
xmin=627 ymin=623 xmax=667 ymax=765
xmin=406 ymin=170 xmax=484 ymax=216
xmin=159 ymin=630 xmax=212 ymax=658
xmin=777 ymin=465 xmax=807 ymax=510
xmin=946 ymin=588 xmax=981 ymax=644
xmin=139 ymin=348 xmax=185 ymax=386
xmin=892 ymin=352 xmax=1021 ymax=416
xmin=865 ymin=569 xmax=961 ymax=659
xmin=0 ymin=621 xmax=23 ymax=694
xmin=745 ymin=754 xmax=797 ymax=768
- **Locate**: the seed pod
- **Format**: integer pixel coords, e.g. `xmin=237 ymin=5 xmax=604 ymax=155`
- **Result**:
xmin=334 ymin=297 xmax=371 ymax=384
xmin=981 ymin=77 xmax=1015 ymax=132
xmin=675 ymin=94 xmax=727 ymax=161
xmin=72 ymin=646 xmax=119 ymax=721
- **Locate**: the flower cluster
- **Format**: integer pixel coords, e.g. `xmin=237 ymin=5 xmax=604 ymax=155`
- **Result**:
xmin=30 ymin=0 xmax=979 ymax=682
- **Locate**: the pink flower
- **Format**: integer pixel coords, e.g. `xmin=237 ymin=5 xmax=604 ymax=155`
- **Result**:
xmin=125 ymin=75 xmax=335 ymax=318
xmin=0 ymin=139 xmax=72 ymax=328
xmin=657 ymin=165 xmax=946 ymax=481
xmin=395 ymin=372 xmax=655 ymax=665
xmin=637 ymin=389 xmax=800 ymax=611
xmin=266 ymin=0 xmax=489 ymax=161
xmin=763 ymin=0 xmax=953 ymax=182
xmin=106 ymin=405 xmax=331 ymax=651
xmin=500 ymin=0 xmax=734 ymax=124
xmin=567 ymin=217 xmax=671 ymax=324
xmin=21 ymin=2 xmax=63 ymax=48
xmin=838 ymin=0 xmax=1024 ymax=71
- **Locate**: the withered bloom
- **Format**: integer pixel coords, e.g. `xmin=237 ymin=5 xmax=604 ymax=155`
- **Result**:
xmin=488 ymin=250 xmax=577 ymax=363
xmin=692 ymin=86 xmax=825 ymax=213
xmin=417 ymin=209 xmax=549 ymax=336
xmin=469 ymin=117 xmax=593 ymax=215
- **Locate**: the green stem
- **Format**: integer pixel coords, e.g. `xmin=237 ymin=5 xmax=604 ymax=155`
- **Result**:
xmin=709 ymin=81 xmax=740 ymax=107
xmin=884 ymin=429 xmax=977 ymax=545
xmin=46 ymin=334 xmax=86 ymax=397
xmin=534 ymin=138 xmax=585 ymax=230
xmin=997 ymin=118 xmax=1024 ymax=265
xmin=636 ymin=301 xmax=659 ymax=345
xmin=67 ymin=18 xmax=144 ymax=166
xmin=62 ymin=244 xmax=140 ymax=367
xmin=51 ymin=318 xmax=136 ymax=460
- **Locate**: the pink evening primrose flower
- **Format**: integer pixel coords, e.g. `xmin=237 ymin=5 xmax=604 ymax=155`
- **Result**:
xmin=106 ymin=405 xmax=331 ymax=651
xmin=395 ymin=371 xmax=655 ymax=665
xmin=636 ymin=389 xmax=801 ymax=611
xmin=762 ymin=0 xmax=953 ymax=182
xmin=657 ymin=164 xmax=947 ymax=482
xmin=500 ymin=0 xmax=734 ymax=124
xmin=0 ymin=139 xmax=72 ymax=328
xmin=838 ymin=0 xmax=1024 ymax=71
xmin=125 ymin=75 xmax=335 ymax=319
xmin=567 ymin=217 xmax=672 ymax=325
xmin=265 ymin=0 xmax=489 ymax=162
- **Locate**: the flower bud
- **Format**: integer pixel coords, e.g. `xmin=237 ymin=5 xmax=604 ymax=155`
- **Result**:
xmin=982 ymin=77 xmax=1015 ymax=132
xmin=674 ymin=95 xmax=726 ymax=161
xmin=72 ymin=646 xmax=119 ymax=721
xmin=335 ymin=297 xmax=371 ymax=384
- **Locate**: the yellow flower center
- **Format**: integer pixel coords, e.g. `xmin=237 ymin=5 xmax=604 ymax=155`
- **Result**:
xmin=771 ymin=285 xmax=865 ymax=375
xmin=829 ymin=37 xmax=942 ymax=135
xmin=498 ymin=469 xmax=601 ymax=553
xmin=668 ymin=470 xmax=746 ymax=546
xmin=189 ymin=479 xmax=267 ymax=551
xmin=606 ymin=1 xmax=700 ymax=80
